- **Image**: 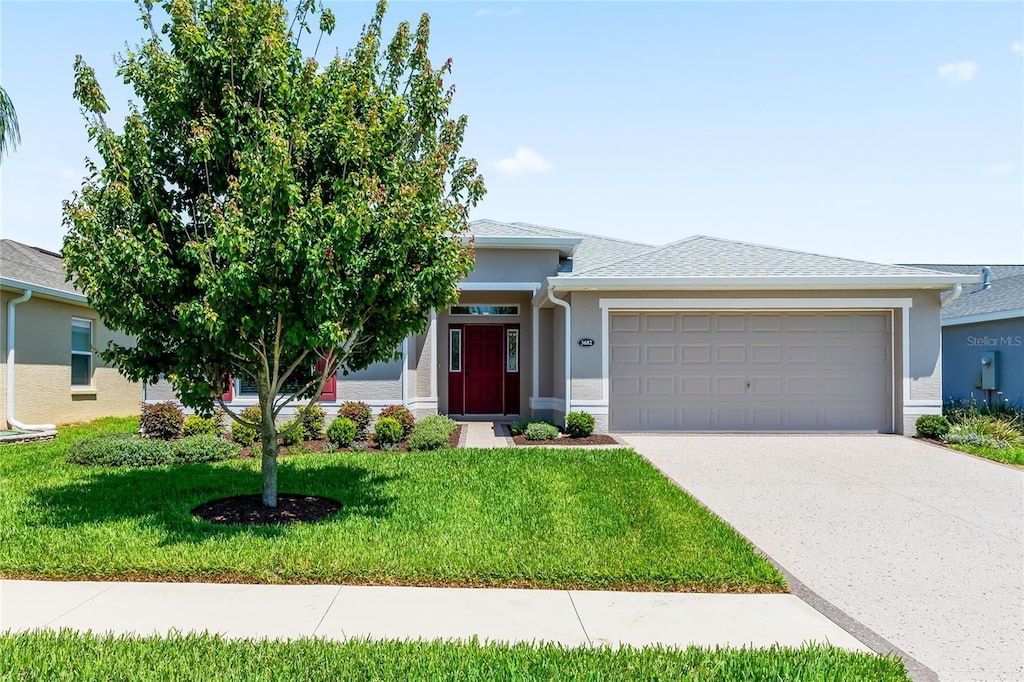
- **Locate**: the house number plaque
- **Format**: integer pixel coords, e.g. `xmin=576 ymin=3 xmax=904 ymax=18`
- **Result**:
xmin=578 ymin=338 xmax=595 ymax=347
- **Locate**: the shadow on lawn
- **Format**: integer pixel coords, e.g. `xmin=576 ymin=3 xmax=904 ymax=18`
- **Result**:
xmin=28 ymin=459 xmax=399 ymax=545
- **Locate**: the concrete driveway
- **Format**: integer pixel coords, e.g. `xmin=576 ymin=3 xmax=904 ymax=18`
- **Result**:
xmin=624 ymin=434 xmax=1024 ymax=682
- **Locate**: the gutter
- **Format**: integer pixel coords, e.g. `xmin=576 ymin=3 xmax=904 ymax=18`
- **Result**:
xmin=940 ymin=282 xmax=962 ymax=309
xmin=545 ymin=285 xmax=571 ymax=423
xmin=6 ymin=289 xmax=57 ymax=431
xmin=548 ymin=275 xmax=980 ymax=291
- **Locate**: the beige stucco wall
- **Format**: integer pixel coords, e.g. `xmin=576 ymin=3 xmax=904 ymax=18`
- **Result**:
xmin=464 ymin=249 xmax=559 ymax=284
xmin=564 ymin=288 xmax=944 ymax=435
xmin=1 ymin=290 xmax=140 ymax=428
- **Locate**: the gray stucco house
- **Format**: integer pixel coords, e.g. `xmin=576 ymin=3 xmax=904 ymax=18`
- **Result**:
xmin=908 ymin=264 xmax=1023 ymax=411
xmin=148 ymin=220 xmax=973 ymax=434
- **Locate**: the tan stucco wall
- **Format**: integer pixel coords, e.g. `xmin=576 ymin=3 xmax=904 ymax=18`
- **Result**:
xmin=565 ymin=288 xmax=944 ymax=435
xmin=1 ymin=291 xmax=140 ymax=427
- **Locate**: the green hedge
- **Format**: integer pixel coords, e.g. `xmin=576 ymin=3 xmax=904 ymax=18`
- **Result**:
xmin=408 ymin=415 xmax=457 ymax=451
xmin=68 ymin=434 xmax=240 ymax=467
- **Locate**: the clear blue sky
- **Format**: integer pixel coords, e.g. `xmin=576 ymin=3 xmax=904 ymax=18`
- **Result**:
xmin=2 ymin=1 xmax=1022 ymax=264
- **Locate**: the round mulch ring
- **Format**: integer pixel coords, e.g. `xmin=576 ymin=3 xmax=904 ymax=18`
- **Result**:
xmin=191 ymin=494 xmax=342 ymax=526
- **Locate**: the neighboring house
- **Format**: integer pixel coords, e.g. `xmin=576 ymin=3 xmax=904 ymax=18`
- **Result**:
xmin=150 ymin=220 xmax=971 ymax=435
xmin=906 ymin=264 xmax=1024 ymax=410
xmin=1 ymin=240 xmax=141 ymax=430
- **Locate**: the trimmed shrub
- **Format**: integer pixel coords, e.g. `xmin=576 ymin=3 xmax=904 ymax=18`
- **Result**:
xmin=280 ymin=420 xmax=303 ymax=446
xmin=915 ymin=414 xmax=950 ymax=440
xmin=140 ymin=402 xmax=184 ymax=440
xmin=378 ymin=405 xmax=415 ymax=438
xmin=509 ymin=419 xmax=543 ymax=436
xmin=408 ymin=415 xmax=458 ymax=451
xmin=524 ymin=422 xmax=560 ymax=441
xmin=326 ymin=417 xmax=357 ymax=447
xmin=339 ymin=401 xmax=372 ymax=437
xmin=69 ymin=434 xmax=238 ymax=467
xmin=182 ymin=413 xmax=225 ymax=438
xmin=565 ymin=411 xmax=596 ymax=439
xmin=374 ymin=417 xmax=403 ymax=446
xmin=230 ymin=405 xmax=263 ymax=447
xmin=298 ymin=403 xmax=327 ymax=441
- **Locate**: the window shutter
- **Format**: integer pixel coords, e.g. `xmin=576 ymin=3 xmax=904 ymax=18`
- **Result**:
xmin=316 ymin=360 xmax=337 ymax=401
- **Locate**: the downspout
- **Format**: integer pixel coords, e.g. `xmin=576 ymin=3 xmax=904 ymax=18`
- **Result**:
xmin=6 ymin=289 xmax=56 ymax=431
xmin=940 ymin=283 xmax=962 ymax=309
xmin=545 ymin=285 xmax=571 ymax=423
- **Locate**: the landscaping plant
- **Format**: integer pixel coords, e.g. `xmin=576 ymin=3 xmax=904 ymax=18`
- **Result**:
xmin=279 ymin=420 xmax=303 ymax=447
xmin=182 ymin=413 xmax=225 ymax=439
xmin=139 ymin=402 xmax=184 ymax=440
xmin=69 ymin=433 xmax=239 ymax=467
xmin=298 ymin=403 xmax=327 ymax=441
xmin=62 ymin=0 xmax=484 ymax=507
xmin=373 ymin=417 xmax=403 ymax=447
xmin=229 ymin=405 xmax=264 ymax=447
xmin=339 ymin=402 xmax=372 ymax=439
xmin=326 ymin=417 xmax=357 ymax=448
xmin=524 ymin=422 xmax=560 ymax=441
xmin=407 ymin=414 xmax=457 ymax=451
xmin=564 ymin=411 xmax=596 ymax=438
xmin=378 ymin=405 xmax=415 ymax=438
xmin=915 ymin=414 xmax=949 ymax=440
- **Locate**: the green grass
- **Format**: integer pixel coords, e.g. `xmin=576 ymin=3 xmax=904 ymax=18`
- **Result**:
xmin=0 ymin=631 xmax=910 ymax=681
xmin=947 ymin=443 xmax=1024 ymax=467
xmin=0 ymin=418 xmax=783 ymax=591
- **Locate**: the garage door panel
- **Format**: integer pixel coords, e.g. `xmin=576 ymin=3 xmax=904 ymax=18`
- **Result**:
xmin=609 ymin=310 xmax=892 ymax=432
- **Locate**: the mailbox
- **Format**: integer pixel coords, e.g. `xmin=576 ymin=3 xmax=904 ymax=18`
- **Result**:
xmin=980 ymin=351 xmax=998 ymax=390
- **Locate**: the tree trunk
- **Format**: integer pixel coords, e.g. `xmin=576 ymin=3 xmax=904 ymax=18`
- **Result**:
xmin=258 ymin=371 xmax=280 ymax=508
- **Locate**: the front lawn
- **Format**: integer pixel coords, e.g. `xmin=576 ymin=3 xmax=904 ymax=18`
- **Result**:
xmin=0 ymin=418 xmax=784 ymax=591
xmin=945 ymin=443 xmax=1024 ymax=467
xmin=0 ymin=631 xmax=910 ymax=681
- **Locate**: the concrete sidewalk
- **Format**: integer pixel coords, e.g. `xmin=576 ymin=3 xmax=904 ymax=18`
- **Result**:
xmin=0 ymin=580 xmax=867 ymax=650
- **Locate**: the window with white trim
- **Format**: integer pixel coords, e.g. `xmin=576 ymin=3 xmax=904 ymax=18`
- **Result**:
xmin=449 ymin=305 xmax=519 ymax=316
xmin=506 ymin=328 xmax=519 ymax=373
xmin=450 ymin=329 xmax=462 ymax=372
xmin=71 ymin=318 xmax=93 ymax=386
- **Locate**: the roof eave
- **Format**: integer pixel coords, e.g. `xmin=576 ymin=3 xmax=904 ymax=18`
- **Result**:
xmin=547 ymin=275 xmax=978 ymax=291
xmin=1 ymin=278 xmax=89 ymax=306
xmin=941 ymin=309 xmax=1024 ymax=326
xmin=466 ymin=236 xmax=582 ymax=258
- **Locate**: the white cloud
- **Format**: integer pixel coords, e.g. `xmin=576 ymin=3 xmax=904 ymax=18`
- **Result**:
xmin=475 ymin=7 xmax=522 ymax=17
xmin=937 ymin=61 xmax=978 ymax=83
xmin=494 ymin=147 xmax=552 ymax=176
xmin=1013 ymin=41 xmax=1023 ymax=54
xmin=982 ymin=162 xmax=1016 ymax=177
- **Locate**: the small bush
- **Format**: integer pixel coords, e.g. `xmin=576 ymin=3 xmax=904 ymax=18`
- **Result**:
xmin=350 ymin=440 xmax=368 ymax=452
xmin=524 ymin=422 xmax=560 ymax=441
xmin=378 ymin=405 xmax=415 ymax=438
xmin=339 ymin=401 xmax=372 ymax=437
xmin=408 ymin=415 xmax=458 ymax=451
xmin=374 ymin=417 xmax=403 ymax=446
xmin=509 ymin=419 xmax=543 ymax=436
xmin=915 ymin=414 xmax=949 ymax=440
xmin=565 ymin=411 xmax=596 ymax=438
xmin=298 ymin=403 xmax=327 ymax=441
xmin=69 ymin=434 xmax=238 ymax=467
xmin=943 ymin=414 xmax=1023 ymax=449
xmin=326 ymin=417 xmax=357 ymax=447
xmin=230 ymin=405 xmax=263 ymax=446
xmin=280 ymin=420 xmax=303 ymax=446
xmin=140 ymin=402 xmax=184 ymax=440
xmin=182 ymin=413 xmax=225 ymax=438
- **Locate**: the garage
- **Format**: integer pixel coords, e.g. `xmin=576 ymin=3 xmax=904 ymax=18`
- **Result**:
xmin=608 ymin=310 xmax=893 ymax=432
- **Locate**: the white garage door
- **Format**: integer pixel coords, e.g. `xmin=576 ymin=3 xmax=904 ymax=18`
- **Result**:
xmin=609 ymin=311 xmax=892 ymax=432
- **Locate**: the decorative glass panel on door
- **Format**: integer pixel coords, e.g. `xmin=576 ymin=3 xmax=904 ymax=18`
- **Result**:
xmin=506 ymin=329 xmax=519 ymax=373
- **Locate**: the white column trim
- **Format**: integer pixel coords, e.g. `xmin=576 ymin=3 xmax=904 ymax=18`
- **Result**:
xmin=428 ymin=310 xmax=438 ymax=400
xmin=531 ymin=304 xmax=539 ymax=412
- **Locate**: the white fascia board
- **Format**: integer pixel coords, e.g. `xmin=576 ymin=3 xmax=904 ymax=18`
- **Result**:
xmin=551 ymin=275 xmax=973 ymax=291
xmin=459 ymin=281 xmax=541 ymax=292
xmin=941 ymin=310 xmax=1024 ymax=327
xmin=467 ymin=236 xmax=581 ymax=257
xmin=598 ymin=297 xmax=914 ymax=310
xmin=0 ymin=278 xmax=89 ymax=306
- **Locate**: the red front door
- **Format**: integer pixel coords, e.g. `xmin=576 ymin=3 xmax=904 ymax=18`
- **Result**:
xmin=463 ymin=325 xmax=504 ymax=414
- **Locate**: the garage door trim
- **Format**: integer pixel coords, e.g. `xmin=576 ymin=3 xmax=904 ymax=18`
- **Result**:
xmin=595 ymin=297 xmax=913 ymax=433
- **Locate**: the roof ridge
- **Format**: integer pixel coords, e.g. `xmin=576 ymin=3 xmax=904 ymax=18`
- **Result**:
xmin=567 ymin=235 xmax=706 ymax=276
xmin=687 ymin=234 xmax=940 ymax=272
xmin=506 ymin=221 xmax=654 ymax=248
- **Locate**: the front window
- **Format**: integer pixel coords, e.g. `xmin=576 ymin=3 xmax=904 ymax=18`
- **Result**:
xmin=71 ymin=318 xmax=93 ymax=386
xmin=450 ymin=329 xmax=462 ymax=372
xmin=506 ymin=328 xmax=519 ymax=373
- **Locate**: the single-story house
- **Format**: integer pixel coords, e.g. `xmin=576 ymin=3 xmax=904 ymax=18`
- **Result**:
xmin=1 ymin=239 xmax=141 ymax=430
xmin=149 ymin=220 xmax=973 ymax=435
xmin=906 ymin=264 xmax=1023 ymax=410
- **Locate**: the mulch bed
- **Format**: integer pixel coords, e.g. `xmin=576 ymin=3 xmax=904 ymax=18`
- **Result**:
xmin=191 ymin=493 xmax=342 ymax=526
xmin=237 ymin=424 xmax=463 ymax=458
xmin=512 ymin=433 xmax=620 ymax=446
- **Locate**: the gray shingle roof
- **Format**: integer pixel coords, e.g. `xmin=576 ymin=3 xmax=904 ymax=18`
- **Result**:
xmin=468 ymin=219 xmax=654 ymax=272
xmin=0 ymin=239 xmax=79 ymax=295
xmin=567 ymin=235 xmax=966 ymax=279
xmin=905 ymin=264 xmax=1024 ymax=320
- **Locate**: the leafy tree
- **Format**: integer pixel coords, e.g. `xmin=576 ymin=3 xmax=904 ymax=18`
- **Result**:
xmin=62 ymin=0 xmax=484 ymax=507
xmin=0 ymin=85 xmax=20 ymax=161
